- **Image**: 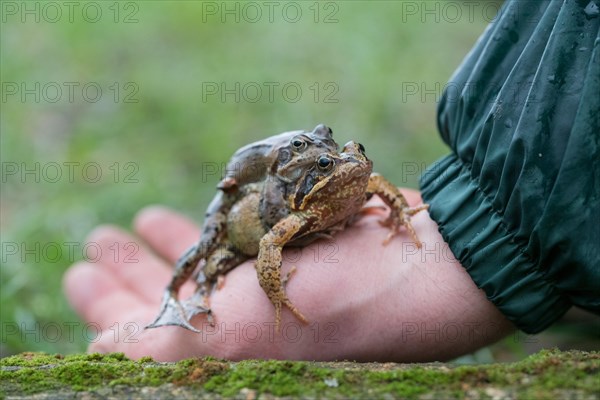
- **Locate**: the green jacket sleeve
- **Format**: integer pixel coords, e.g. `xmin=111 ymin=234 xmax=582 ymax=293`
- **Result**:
xmin=420 ymin=0 xmax=600 ymax=333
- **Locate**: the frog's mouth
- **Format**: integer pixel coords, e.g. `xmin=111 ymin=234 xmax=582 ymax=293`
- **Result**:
xmin=275 ymin=165 xmax=303 ymax=183
xmin=276 ymin=152 xmax=327 ymax=182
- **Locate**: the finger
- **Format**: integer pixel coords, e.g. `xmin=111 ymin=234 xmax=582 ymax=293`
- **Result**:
xmin=85 ymin=225 xmax=194 ymax=304
xmin=133 ymin=205 xmax=200 ymax=264
xmin=63 ymin=261 xmax=125 ymax=318
xmin=63 ymin=261 xmax=149 ymax=328
xmin=64 ymin=262 xmax=202 ymax=356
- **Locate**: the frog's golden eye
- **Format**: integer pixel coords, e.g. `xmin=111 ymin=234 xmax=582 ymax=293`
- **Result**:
xmin=317 ymin=155 xmax=334 ymax=172
xmin=291 ymin=138 xmax=307 ymax=151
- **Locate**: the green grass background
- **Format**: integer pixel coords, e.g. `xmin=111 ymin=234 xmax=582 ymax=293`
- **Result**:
xmin=2 ymin=1 xmax=596 ymax=358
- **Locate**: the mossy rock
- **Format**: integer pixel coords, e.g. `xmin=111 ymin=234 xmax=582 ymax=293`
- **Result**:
xmin=1 ymin=349 xmax=598 ymax=399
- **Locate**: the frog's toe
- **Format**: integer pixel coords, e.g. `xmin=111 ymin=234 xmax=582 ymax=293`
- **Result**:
xmin=182 ymin=296 xmax=212 ymax=320
xmin=283 ymin=296 xmax=308 ymax=325
xmin=381 ymin=219 xmax=422 ymax=248
xmin=378 ymin=214 xmax=400 ymax=244
xmin=145 ymin=292 xmax=201 ymax=333
xmin=281 ymin=266 xmax=297 ymax=288
xmin=377 ymin=215 xmax=394 ymax=228
xmin=404 ymin=204 xmax=429 ymax=216
xmin=360 ymin=205 xmax=387 ymax=216
xmin=403 ymin=221 xmax=422 ymax=248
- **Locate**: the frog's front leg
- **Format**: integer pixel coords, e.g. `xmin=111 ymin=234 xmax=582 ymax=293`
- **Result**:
xmin=367 ymin=173 xmax=429 ymax=248
xmin=256 ymin=214 xmax=309 ymax=332
xmin=182 ymin=243 xmax=250 ymax=323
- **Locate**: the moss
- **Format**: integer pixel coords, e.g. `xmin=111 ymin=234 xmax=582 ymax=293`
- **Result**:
xmin=363 ymin=368 xmax=455 ymax=397
xmin=0 ymin=351 xmax=229 ymax=396
xmin=198 ymin=349 xmax=600 ymax=398
xmin=204 ymin=360 xmax=305 ymax=396
xmin=0 ymin=352 xmax=64 ymax=367
xmin=1 ymin=349 xmax=598 ymax=398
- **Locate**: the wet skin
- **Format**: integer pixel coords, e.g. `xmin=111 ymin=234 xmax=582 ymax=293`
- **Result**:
xmin=147 ymin=129 xmax=428 ymax=333
xmin=147 ymin=125 xmax=339 ymax=331
xmin=255 ymin=142 xmax=428 ymax=331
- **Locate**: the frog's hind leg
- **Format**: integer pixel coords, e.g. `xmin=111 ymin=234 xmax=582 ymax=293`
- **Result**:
xmin=146 ymin=291 xmax=203 ymax=332
xmin=366 ymin=173 xmax=429 ymax=248
xmin=180 ymin=286 xmax=213 ymax=326
xmin=181 ymin=244 xmax=249 ymax=325
xmin=145 ymin=243 xmax=206 ymax=332
xmin=147 ymin=191 xmax=232 ymax=332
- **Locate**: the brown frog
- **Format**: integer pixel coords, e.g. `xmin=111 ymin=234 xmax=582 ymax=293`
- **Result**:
xmin=255 ymin=141 xmax=429 ymax=332
xmin=146 ymin=124 xmax=338 ymax=332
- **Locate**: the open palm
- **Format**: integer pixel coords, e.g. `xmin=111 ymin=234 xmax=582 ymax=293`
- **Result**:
xmin=63 ymin=189 xmax=513 ymax=362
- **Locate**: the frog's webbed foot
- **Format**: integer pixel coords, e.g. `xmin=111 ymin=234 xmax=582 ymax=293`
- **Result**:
xmin=282 ymin=296 xmax=308 ymax=329
xmin=271 ymin=290 xmax=309 ymax=333
xmin=379 ymin=204 xmax=429 ymax=247
xmin=367 ymin=174 xmax=429 ymax=248
xmin=182 ymin=291 xmax=214 ymax=325
xmin=269 ymin=268 xmax=309 ymax=332
xmin=146 ymin=239 xmax=213 ymax=332
xmin=145 ymin=291 xmax=201 ymax=333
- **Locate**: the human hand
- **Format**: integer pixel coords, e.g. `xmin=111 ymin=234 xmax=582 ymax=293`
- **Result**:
xmin=63 ymin=189 xmax=513 ymax=362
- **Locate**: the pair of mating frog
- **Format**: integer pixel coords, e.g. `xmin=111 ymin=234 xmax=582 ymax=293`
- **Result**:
xmin=147 ymin=124 xmax=428 ymax=333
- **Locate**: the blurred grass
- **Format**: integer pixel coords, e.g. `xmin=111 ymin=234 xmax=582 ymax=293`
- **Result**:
xmin=2 ymin=1 xmax=596 ymax=358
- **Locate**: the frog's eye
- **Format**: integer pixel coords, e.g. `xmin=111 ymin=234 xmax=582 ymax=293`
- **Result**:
xmin=358 ymin=143 xmax=366 ymax=154
xmin=291 ymin=137 xmax=307 ymax=151
xmin=317 ymin=155 xmax=334 ymax=172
